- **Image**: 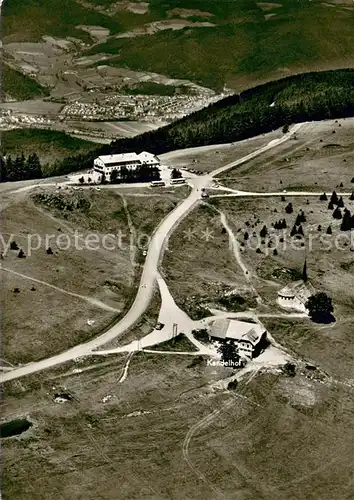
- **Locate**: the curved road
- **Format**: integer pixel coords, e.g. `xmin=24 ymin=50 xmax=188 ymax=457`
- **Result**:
xmin=0 ymin=123 xmax=303 ymax=383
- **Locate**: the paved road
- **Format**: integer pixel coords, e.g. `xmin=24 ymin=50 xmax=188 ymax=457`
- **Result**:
xmin=0 ymin=123 xmax=303 ymax=383
xmin=211 ymin=191 xmax=352 ymax=198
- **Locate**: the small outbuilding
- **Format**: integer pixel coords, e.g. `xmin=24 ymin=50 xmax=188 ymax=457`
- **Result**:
xmin=277 ymin=281 xmax=314 ymax=313
xmin=210 ymin=318 xmax=268 ymax=359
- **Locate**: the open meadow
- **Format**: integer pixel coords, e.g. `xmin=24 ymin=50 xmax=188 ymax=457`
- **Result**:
xmin=217 ymin=118 xmax=354 ymax=192
xmin=2 ymin=350 xmax=354 ymax=500
xmin=210 ymin=194 xmax=354 ymax=379
xmin=0 ymin=185 xmax=188 ymax=364
xmin=160 ymin=128 xmax=282 ymax=174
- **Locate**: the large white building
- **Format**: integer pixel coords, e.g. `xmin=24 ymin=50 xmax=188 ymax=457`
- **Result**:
xmin=210 ymin=318 xmax=267 ymax=359
xmin=93 ymin=151 xmax=160 ymax=180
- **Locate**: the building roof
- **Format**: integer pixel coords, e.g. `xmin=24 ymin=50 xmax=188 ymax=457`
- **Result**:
xmin=278 ymin=281 xmax=314 ymax=301
xmin=278 ymin=286 xmax=295 ymax=298
xmin=210 ymin=319 xmax=265 ymax=346
xmin=97 ymin=153 xmax=140 ymax=165
xmin=138 ymin=151 xmax=158 ymax=161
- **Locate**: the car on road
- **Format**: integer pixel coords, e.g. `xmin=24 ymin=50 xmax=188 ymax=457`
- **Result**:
xmin=95 ymin=187 xmax=101 ymax=191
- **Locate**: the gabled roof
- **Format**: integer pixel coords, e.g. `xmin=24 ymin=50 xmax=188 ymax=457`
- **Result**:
xmin=97 ymin=153 xmax=140 ymax=164
xmin=278 ymin=280 xmax=314 ymax=301
xmin=138 ymin=151 xmax=159 ymax=161
xmin=210 ymin=319 xmax=265 ymax=346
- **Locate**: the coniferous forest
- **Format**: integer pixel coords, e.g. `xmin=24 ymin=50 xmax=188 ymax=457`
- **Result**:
xmin=0 ymin=153 xmax=42 ymax=182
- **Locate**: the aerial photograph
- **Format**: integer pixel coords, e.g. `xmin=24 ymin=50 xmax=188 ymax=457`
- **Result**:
xmin=1 ymin=0 xmax=354 ymax=498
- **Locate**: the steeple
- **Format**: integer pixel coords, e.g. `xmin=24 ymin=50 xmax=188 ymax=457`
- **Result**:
xmin=302 ymin=259 xmax=308 ymax=283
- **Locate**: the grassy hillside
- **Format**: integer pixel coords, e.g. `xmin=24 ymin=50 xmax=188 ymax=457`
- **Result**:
xmin=85 ymin=0 xmax=354 ymax=90
xmin=1 ymin=129 xmax=98 ymax=165
xmin=3 ymin=0 xmax=354 ymax=90
xmin=1 ymin=65 xmax=50 ymax=101
xmin=2 ymin=0 xmax=122 ymax=44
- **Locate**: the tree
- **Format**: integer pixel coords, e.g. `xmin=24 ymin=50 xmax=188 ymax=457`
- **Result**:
xmin=79 ymin=176 xmax=84 ymax=184
xmin=227 ymin=380 xmax=239 ymax=390
xmin=332 ymin=206 xmax=342 ymax=219
xmin=12 ymin=153 xmax=26 ymax=180
xmin=330 ymin=190 xmax=338 ymax=204
xmin=340 ymin=209 xmax=352 ymax=231
xmin=192 ymin=329 xmax=210 ymax=343
xmin=217 ymin=340 xmax=240 ymax=366
xmin=328 ymin=200 xmax=334 ymax=210
xmin=285 ymin=202 xmax=293 ymax=214
xmin=290 ymin=224 xmax=298 ymax=237
xmin=350 ymin=192 xmax=354 ymax=201
xmin=46 ymin=247 xmax=53 ymax=255
xmin=319 ymin=193 xmax=328 ymax=201
xmin=110 ymin=169 xmax=118 ymax=183
xmin=260 ymin=225 xmax=268 ymax=238
xmin=282 ymin=124 xmax=289 ymax=133
xmin=18 ymin=249 xmax=26 ymax=258
xmin=244 ymin=231 xmax=249 ymax=241
xmin=171 ymin=168 xmax=182 ymax=179
xmin=305 ymin=292 xmax=335 ymax=323
xmin=295 ymin=213 xmax=302 ymax=226
xmin=282 ymin=362 xmax=296 ymax=377
xmin=298 ymin=210 xmax=306 ymax=223
xmin=326 ymin=225 xmax=332 ymax=235
xmin=10 ymin=241 xmax=19 ymax=250
xmin=0 ymin=156 xmax=7 ymax=182
xmin=273 ymin=248 xmax=278 ymax=256
xmin=26 ymin=153 xmax=42 ymax=179
xmin=337 ymin=196 xmax=344 ymax=208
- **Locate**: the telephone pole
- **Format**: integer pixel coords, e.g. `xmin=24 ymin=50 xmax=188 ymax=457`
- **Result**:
xmin=172 ymin=323 xmax=178 ymax=343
